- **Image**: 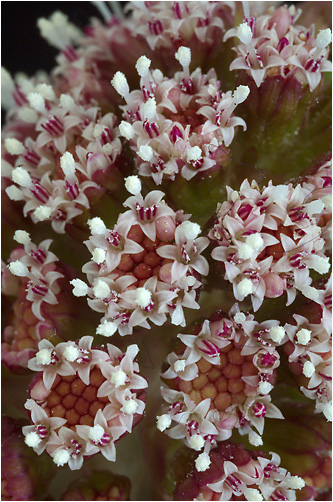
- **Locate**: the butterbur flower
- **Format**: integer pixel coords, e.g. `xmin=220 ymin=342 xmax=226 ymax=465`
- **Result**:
xmin=2 ymin=234 xmax=84 ymax=371
xmin=23 ymin=339 xmax=147 ymax=469
xmin=71 ymin=178 xmax=208 ymax=336
xmin=112 ymin=49 xmax=249 ymax=184
xmin=172 ymin=441 xmax=305 ymax=501
xmin=209 ymin=179 xmax=331 ymax=311
xmin=224 ymin=6 xmax=332 ymax=90
xmin=1 ymin=1 xmax=332 ymax=500
xmin=158 ymin=308 xmax=284 ymax=459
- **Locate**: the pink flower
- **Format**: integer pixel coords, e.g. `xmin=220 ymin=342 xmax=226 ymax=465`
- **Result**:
xmin=210 ymin=179 xmax=330 ymax=311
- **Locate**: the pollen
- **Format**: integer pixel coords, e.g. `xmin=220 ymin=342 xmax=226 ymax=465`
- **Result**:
xmin=53 ymin=448 xmax=70 ymax=466
xmin=296 ymin=328 xmax=311 ymax=345
xmin=25 ymin=431 xmax=42 ymax=448
xmin=156 ymin=414 xmax=172 ymax=432
xmin=111 ymin=369 xmax=127 ymax=388
xmin=135 ymin=55 xmax=151 ymax=77
xmin=14 ymin=230 xmax=31 ymax=245
xmin=269 ymin=326 xmax=285 ymax=344
xmin=63 ymin=345 xmax=80 ymax=362
xmin=36 ymin=349 xmax=52 ymax=365
xmin=88 ymin=424 xmax=105 ymax=442
xmin=96 ymin=320 xmax=117 ymax=337
xmin=195 ymin=452 xmax=211 ymax=472
xmin=8 ymin=260 xmax=29 ymax=277
xmin=87 ymin=217 xmax=107 ymax=235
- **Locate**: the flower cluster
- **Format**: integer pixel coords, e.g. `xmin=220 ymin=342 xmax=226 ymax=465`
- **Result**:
xmin=112 ymin=48 xmax=249 ymax=183
xmin=2 ymin=75 xmax=122 ymax=233
xmin=173 ymin=441 xmax=305 ymax=501
xmin=158 ymin=305 xmax=284 ymax=460
xmin=23 ymin=338 xmax=147 ymax=469
xmin=209 ymin=177 xmax=331 ymax=311
xmin=71 ymin=176 xmax=209 ymax=336
xmin=224 ymin=5 xmax=332 ymax=89
xmin=6 ymin=232 xmax=64 ymax=321
xmin=127 ymin=1 xmax=235 ymax=51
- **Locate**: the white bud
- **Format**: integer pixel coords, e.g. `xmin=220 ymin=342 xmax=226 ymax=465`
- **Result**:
xmin=259 ymin=381 xmax=273 ymax=395
xmin=187 ymin=146 xmax=202 ymax=162
xmin=233 ymin=85 xmax=250 ymax=104
xmin=141 ymin=97 xmax=157 ymax=119
xmin=234 ymin=312 xmax=246 ymax=324
xmin=303 ymin=360 xmax=316 ymax=378
xmin=111 ymin=71 xmax=129 ymax=97
xmin=35 ymin=83 xmax=55 ymax=101
xmin=287 ymin=476 xmax=306 ymax=490
xmin=34 ymin=206 xmax=52 ymax=221
xmin=238 ymin=243 xmax=255 ymax=260
xmin=195 ymin=452 xmax=211 ymax=472
xmin=92 ymin=248 xmax=106 ymax=264
xmin=269 ymin=326 xmax=285 ymax=344
xmin=119 ymin=121 xmax=135 ymax=140
xmin=14 ymin=230 xmax=31 ymax=245
xmin=36 ymin=348 xmax=52 ymax=365
xmin=122 ymin=399 xmax=138 ymax=414
xmin=125 ymin=175 xmax=142 ymax=195
xmin=180 ymin=221 xmax=201 ymax=240
xmin=296 ymin=328 xmax=311 ymax=345
xmin=5 ymin=138 xmax=25 ymax=155
xmin=87 ymin=217 xmax=107 ymax=235
xmin=316 ymin=28 xmax=332 ymax=49
xmin=111 ymin=368 xmax=127 ymax=387
xmin=135 ymin=287 xmax=152 ymax=308
xmin=248 ymin=430 xmax=263 ymax=446
xmin=175 ymin=46 xmax=191 ymax=68
xmin=138 ymin=144 xmax=153 ymax=162
xmin=93 ymin=280 xmax=110 ymax=299
xmin=63 ymin=344 xmax=80 ymax=362
xmin=60 ymin=151 xmax=76 ymax=178
xmin=237 ymin=23 xmax=253 ymax=44
xmin=244 ymin=488 xmax=263 ymax=501
xmin=189 ymin=434 xmax=205 ymax=451
xmin=88 ymin=424 xmax=105 ymax=442
xmin=311 ymin=255 xmax=330 ymax=275
xmin=53 ymin=449 xmax=70 ymax=466
xmin=5 ymin=186 xmax=23 ymax=201
xmin=237 ymin=278 xmax=254 ymax=298
xmin=7 ymin=260 xmax=29 ymax=277
xmin=174 ymin=359 xmax=186 ymax=373
xmin=70 ymin=278 xmax=89 ymax=297
xmin=96 ymin=320 xmax=118 ymax=337
xmin=25 ymin=431 xmax=42 ymax=448
xmin=135 ymin=55 xmax=151 ymax=77
xmin=27 ymin=92 xmax=46 ymax=113
xmin=246 ymin=233 xmax=264 ymax=250
xmin=12 ymin=167 xmax=32 ymax=188
xmin=156 ymin=414 xmax=172 ymax=432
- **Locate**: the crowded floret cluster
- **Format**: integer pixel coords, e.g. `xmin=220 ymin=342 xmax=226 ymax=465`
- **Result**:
xmin=23 ymin=339 xmax=147 ymax=469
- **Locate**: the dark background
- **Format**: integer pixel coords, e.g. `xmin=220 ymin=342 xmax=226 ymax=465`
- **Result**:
xmin=1 ymin=2 xmax=103 ymax=76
